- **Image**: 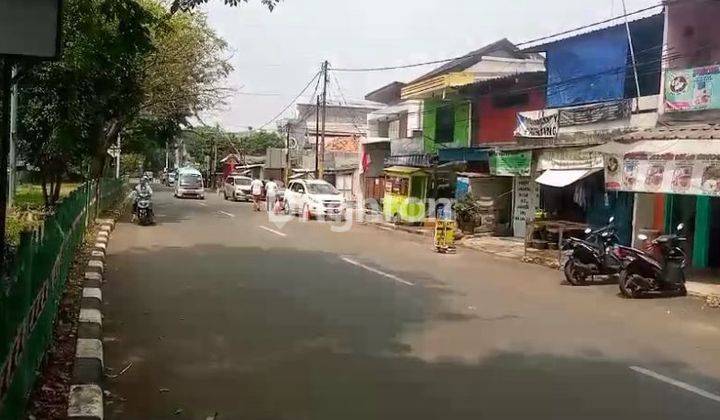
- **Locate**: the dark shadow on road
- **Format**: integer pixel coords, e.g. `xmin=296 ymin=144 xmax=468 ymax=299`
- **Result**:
xmin=102 ymin=244 xmax=720 ymax=419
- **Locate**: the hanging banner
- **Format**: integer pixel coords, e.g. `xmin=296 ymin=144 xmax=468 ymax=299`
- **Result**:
xmin=604 ymin=152 xmax=720 ymax=196
xmin=665 ymin=65 xmax=720 ymax=112
xmin=490 ymin=151 xmax=532 ymax=177
xmin=537 ymin=149 xmax=604 ymax=171
xmin=514 ymin=110 xmax=559 ymax=138
xmin=558 ymin=100 xmax=631 ymax=126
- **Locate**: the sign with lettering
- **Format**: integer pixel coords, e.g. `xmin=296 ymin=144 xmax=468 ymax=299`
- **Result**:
xmin=558 ymin=100 xmax=631 ymax=126
xmin=513 ymin=177 xmax=539 ymax=238
xmin=490 ymin=151 xmax=532 ymax=177
xmin=514 ymin=111 xmax=559 ymax=138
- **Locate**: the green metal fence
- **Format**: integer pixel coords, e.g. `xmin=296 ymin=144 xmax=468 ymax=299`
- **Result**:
xmin=0 ymin=178 xmax=124 ymax=419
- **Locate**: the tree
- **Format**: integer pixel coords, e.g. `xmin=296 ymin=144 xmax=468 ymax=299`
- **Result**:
xmin=235 ymin=131 xmax=284 ymax=155
xmin=170 ymin=0 xmax=280 ymax=14
xmin=17 ymin=0 xmax=232 ymax=206
xmin=18 ymin=0 xmax=156 ymax=205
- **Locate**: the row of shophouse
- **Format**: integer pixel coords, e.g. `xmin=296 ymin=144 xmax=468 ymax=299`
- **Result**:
xmin=276 ymin=0 xmax=720 ymax=273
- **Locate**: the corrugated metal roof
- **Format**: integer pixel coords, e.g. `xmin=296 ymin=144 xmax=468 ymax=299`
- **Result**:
xmin=616 ymin=124 xmax=720 ymax=141
xmin=521 ymin=12 xmax=663 ymax=52
xmin=410 ymin=39 xmax=528 ymax=83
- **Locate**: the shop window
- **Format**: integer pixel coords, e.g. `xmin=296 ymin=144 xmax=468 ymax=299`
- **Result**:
xmin=385 ymin=176 xmax=408 ymax=195
xmin=435 ymin=104 xmax=455 ymax=143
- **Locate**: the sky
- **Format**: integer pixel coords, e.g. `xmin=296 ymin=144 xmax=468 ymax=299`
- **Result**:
xmin=200 ymin=0 xmax=661 ymax=131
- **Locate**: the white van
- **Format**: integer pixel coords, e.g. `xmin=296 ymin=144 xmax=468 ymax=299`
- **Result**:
xmin=174 ymin=168 xmax=205 ymax=199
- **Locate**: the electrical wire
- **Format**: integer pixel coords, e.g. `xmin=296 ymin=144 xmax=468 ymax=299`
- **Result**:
xmin=256 ymin=70 xmax=321 ymax=130
xmin=330 ymin=4 xmax=664 ymax=73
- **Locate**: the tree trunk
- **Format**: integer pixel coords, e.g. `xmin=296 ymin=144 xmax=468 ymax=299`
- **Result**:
xmin=41 ymin=171 xmax=50 ymax=207
xmin=52 ymin=173 xmax=62 ymax=204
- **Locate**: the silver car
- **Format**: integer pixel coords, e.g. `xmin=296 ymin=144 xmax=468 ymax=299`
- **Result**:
xmin=224 ymin=175 xmax=253 ymax=201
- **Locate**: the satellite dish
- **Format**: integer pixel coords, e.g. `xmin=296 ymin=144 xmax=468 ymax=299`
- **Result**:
xmin=289 ymin=137 xmax=299 ymax=150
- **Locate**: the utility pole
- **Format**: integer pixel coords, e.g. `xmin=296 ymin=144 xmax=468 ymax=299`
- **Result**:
xmin=8 ymin=66 xmax=17 ymax=207
xmin=621 ymin=0 xmax=642 ymax=110
xmin=165 ymin=140 xmax=169 ymax=171
xmin=315 ymin=95 xmax=320 ymax=178
xmin=211 ymin=139 xmax=218 ymax=188
xmin=0 ymin=59 xmax=13 ymax=266
xmin=115 ymin=134 xmax=121 ymax=179
xmin=319 ymin=60 xmax=329 ymax=180
xmin=285 ymin=122 xmax=291 ymax=186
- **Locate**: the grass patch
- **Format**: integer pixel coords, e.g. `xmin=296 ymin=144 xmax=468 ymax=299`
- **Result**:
xmin=14 ymin=183 xmax=80 ymax=210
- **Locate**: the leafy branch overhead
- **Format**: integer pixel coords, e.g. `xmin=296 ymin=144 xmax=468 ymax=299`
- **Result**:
xmin=17 ymin=0 xmax=232 ymax=206
xmin=170 ymin=0 xmax=280 ymax=14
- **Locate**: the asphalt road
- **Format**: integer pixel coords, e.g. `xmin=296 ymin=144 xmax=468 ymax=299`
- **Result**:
xmin=104 ymin=186 xmax=720 ymax=419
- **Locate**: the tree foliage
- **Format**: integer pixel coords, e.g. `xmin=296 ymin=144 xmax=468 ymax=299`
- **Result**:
xmin=17 ymin=0 xmax=231 ymax=206
xmin=170 ymin=0 xmax=280 ymax=14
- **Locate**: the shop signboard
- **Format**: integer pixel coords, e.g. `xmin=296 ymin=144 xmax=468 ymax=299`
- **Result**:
xmin=604 ymin=152 xmax=720 ymax=196
xmin=665 ymin=65 xmax=720 ymax=112
xmin=490 ymin=151 xmax=532 ymax=177
xmin=513 ymin=177 xmax=539 ymax=238
xmin=537 ymin=149 xmax=604 ymax=171
xmin=514 ymin=110 xmax=559 ymax=138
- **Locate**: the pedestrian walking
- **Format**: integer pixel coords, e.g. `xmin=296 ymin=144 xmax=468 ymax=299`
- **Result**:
xmin=250 ymin=178 xmax=264 ymax=211
xmin=265 ymin=178 xmax=279 ymax=212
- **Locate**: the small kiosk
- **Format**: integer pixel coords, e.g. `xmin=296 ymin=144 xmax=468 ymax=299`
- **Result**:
xmin=383 ymin=166 xmax=428 ymax=224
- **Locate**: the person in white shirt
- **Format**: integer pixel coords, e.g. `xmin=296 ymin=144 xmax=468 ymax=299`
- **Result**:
xmin=264 ymin=179 xmax=279 ymax=212
xmin=250 ymin=178 xmax=264 ymax=211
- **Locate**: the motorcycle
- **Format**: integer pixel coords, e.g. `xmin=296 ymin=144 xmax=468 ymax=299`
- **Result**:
xmin=618 ymin=223 xmax=688 ymax=298
xmin=562 ymin=217 xmax=625 ymax=285
xmin=135 ymin=191 xmax=154 ymax=226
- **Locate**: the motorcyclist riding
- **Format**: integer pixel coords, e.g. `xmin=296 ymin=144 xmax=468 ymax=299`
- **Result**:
xmin=132 ymin=176 xmax=153 ymax=221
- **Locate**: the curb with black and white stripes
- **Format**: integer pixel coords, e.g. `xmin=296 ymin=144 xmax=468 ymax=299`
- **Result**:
xmin=66 ymin=219 xmax=115 ymax=420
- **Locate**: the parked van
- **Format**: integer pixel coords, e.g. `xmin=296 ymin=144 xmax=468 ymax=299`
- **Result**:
xmin=175 ymin=167 xmax=205 ymax=199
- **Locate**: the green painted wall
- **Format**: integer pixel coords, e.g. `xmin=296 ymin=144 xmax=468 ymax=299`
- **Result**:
xmin=422 ymin=98 xmax=471 ymax=154
xmin=423 ymin=100 xmax=439 ymax=154
xmin=693 ymin=195 xmax=710 ymax=268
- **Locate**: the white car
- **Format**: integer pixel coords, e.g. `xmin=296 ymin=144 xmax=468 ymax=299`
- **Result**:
xmin=223 ymin=175 xmax=253 ymax=201
xmin=284 ymin=179 xmax=346 ymax=219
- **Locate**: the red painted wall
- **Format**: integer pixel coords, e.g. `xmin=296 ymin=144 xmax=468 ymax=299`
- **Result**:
xmin=473 ymin=88 xmax=545 ymax=145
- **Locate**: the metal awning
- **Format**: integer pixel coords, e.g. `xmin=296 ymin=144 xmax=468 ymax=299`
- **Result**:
xmin=384 ymin=166 xmax=426 ymax=175
xmin=535 ymin=168 xmax=602 ymax=188
xmin=361 ymin=137 xmax=392 ymax=145
xmin=401 ymin=72 xmax=476 ymax=100
xmin=438 ymin=147 xmax=490 ymax=163
xmin=586 ymin=140 xmax=720 ymax=155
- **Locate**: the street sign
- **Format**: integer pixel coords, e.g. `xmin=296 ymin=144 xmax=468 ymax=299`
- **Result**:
xmin=0 ymin=0 xmax=62 ymax=58
xmin=107 ymin=146 xmax=120 ymax=159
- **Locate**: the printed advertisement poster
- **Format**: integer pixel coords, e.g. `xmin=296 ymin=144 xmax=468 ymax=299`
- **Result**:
xmin=665 ymin=65 xmax=720 ymax=112
xmin=604 ymin=152 xmax=720 ymax=196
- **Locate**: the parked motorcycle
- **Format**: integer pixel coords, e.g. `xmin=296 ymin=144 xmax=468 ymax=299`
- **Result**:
xmin=135 ymin=191 xmax=154 ymax=226
xmin=618 ymin=223 xmax=688 ymax=298
xmin=562 ymin=217 xmax=624 ymax=285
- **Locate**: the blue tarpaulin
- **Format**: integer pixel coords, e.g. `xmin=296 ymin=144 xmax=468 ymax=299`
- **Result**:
xmin=546 ymin=26 xmax=629 ymax=107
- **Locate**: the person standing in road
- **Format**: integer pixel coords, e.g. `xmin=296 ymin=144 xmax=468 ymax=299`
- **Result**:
xmin=250 ymin=178 xmax=264 ymax=211
xmin=265 ymin=178 xmax=278 ymax=212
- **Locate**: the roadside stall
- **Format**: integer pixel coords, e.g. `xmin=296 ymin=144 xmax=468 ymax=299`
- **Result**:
xmin=383 ymin=166 xmax=428 ymax=224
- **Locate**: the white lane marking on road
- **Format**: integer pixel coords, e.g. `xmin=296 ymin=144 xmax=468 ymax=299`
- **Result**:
xmin=629 ymin=366 xmax=720 ymax=403
xmin=198 ymin=202 xmax=207 ymax=207
xmin=217 ymin=210 xmax=235 ymax=218
xmin=341 ymin=257 xmax=414 ymax=286
xmin=259 ymin=226 xmax=287 ymax=237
